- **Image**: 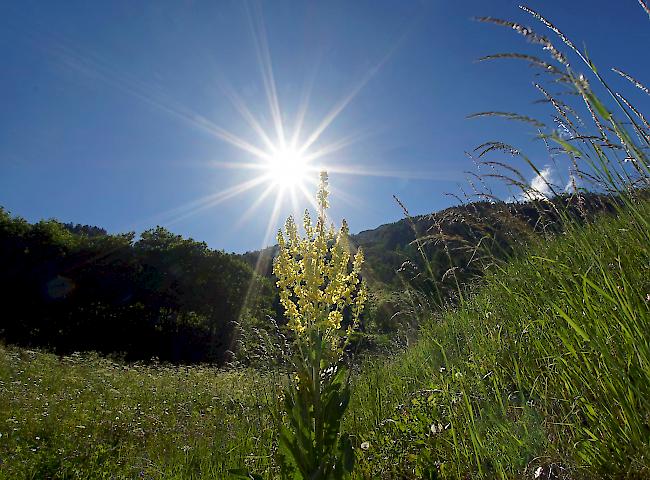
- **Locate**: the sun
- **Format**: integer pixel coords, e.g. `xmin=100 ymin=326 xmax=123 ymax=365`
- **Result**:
xmin=266 ymin=146 xmax=309 ymax=189
xmin=149 ymin=7 xmax=400 ymax=233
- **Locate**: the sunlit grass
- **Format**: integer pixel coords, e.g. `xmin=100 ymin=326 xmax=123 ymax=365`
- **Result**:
xmin=0 ymin=349 xmax=280 ymax=479
xmin=2 ymin=3 xmax=650 ymax=480
xmin=348 ymin=199 xmax=650 ymax=478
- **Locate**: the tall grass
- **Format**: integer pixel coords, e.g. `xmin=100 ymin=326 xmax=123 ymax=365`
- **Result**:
xmin=346 ymin=4 xmax=650 ymax=479
xmin=2 ymin=4 xmax=649 ymax=480
xmin=0 ymin=348 xmax=281 ymax=479
xmin=348 ymin=201 xmax=650 ymax=478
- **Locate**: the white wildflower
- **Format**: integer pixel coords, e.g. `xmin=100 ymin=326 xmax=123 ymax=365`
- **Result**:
xmin=430 ymin=422 xmax=444 ymax=435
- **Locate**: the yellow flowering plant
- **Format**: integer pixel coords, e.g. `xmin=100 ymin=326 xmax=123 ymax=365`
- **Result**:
xmin=274 ymin=172 xmax=367 ymax=356
xmin=273 ymin=171 xmax=366 ymax=479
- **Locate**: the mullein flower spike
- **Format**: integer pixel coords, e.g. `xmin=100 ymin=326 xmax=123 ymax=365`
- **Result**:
xmin=273 ymin=171 xmax=366 ymax=357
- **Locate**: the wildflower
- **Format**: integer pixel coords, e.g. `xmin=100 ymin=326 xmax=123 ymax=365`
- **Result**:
xmin=273 ymin=171 xmax=363 ymax=479
xmin=273 ymin=171 xmax=366 ymax=359
xmin=321 ymin=365 xmax=337 ymax=378
xmin=327 ymin=310 xmax=343 ymax=330
xmin=430 ymin=422 xmax=444 ymax=435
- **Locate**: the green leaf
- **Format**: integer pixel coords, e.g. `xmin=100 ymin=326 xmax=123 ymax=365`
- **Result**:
xmin=552 ymin=302 xmax=590 ymax=342
xmin=227 ymin=469 xmax=264 ymax=480
xmin=339 ymin=434 xmax=355 ymax=474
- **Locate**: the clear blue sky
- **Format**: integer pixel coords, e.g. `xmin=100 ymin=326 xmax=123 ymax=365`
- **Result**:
xmin=1 ymin=1 xmax=648 ymax=252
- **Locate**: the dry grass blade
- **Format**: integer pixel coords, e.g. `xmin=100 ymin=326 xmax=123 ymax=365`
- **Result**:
xmin=519 ymin=6 xmax=581 ymax=58
xmin=612 ymin=68 xmax=650 ymax=96
xmin=444 ymin=191 xmax=466 ymax=206
xmin=480 ymin=173 xmax=531 ymax=193
xmin=616 ymin=93 xmax=650 ymax=141
xmin=479 ymin=160 xmax=529 ymax=185
xmin=393 ymin=193 xmax=443 ymax=303
xmin=639 ymin=0 xmax=650 ymax=19
xmin=441 ymin=266 xmax=460 ymax=282
xmin=564 ymin=135 xmax=607 ymax=143
xmin=473 ymin=191 xmax=503 ymax=204
xmin=474 ymin=141 xmax=521 ymax=158
xmin=475 ymin=16 xmax=568 ymax=66
xmin=551 ymin=116 xmax=576 ymax=138
xmin=477 ymin=53 xmax=563 ymax=74
xmin=535 ymin=83 xmax=580 ymax=130
xmin=468 ymin=111 xmax=546 ymax=128
xmin=580 ymin=90 xmax=607 ymax=138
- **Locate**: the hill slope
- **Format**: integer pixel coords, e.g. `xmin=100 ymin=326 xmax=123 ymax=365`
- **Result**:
xmin=243 ymin=192 xmax=621 ymax=294
xmin=2 ymin=199 xmax=647 ymax=479
xmin=349 ymin=198 xmax=650 ymax=478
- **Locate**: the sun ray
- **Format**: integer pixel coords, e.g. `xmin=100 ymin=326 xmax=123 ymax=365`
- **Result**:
xmin=297 ymin=183 xmax=322 ymax=214
xmin=297 ymin=23 xmax=416 ymax=157
xmin=207 ymin=160 xmax=270 ymax=171
xmin=263 ymin=188 xmax=287 ymax=252
xmin=48 ymin=34 xmax=274 ymax=163
xmin=165 ymin=175 xmax=272 ymax=226
xmin=246 ymin=1 xmax=286 ymax=147
xmin=298 ymin=47 xmax=397 ymax=155
xmin=216 ymin=77 xmax=278 ymax=153
xmin=327 ymin=185 xmax=364 ymax=211
xmin=296 ymin=174 xmax=320 ymax=197
xmin=131 ymin=175 xmax=270 ymax=230
xmin=233 ymin=183 xmax=277 ymax=229
xmin=233 ymin=188 xmax=288 ymax=344
xmin=291 ymin=52 xmax=322 ymax=148
xmin=302 ymin=131 xmax=370 ymax=164
xmin=289 ymin=186 xmax=300 ymax=215
xmin=322 ymin=163 xmax=453 ymax=181
xmin=188 ymin=116 xmax=273 ymax=160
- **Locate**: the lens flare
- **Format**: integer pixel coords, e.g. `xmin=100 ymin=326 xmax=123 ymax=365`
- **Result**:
xmin=267 ymin=146 xmax=308 ymax=188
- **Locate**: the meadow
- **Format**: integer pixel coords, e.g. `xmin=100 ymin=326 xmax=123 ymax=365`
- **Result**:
xmin=0 ymin=348 xmax=278 ymax=479
xmin=2 ymin=196 xmax=648 ymax=479
xmin=2 ymin=4 xmax=650 ymax=479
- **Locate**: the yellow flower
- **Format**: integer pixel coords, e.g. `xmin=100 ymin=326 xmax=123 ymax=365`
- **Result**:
xmin=273 ymin=171 xmax=366 ymax=356
xmin=327 ymin=311 xmax=343 ymax=330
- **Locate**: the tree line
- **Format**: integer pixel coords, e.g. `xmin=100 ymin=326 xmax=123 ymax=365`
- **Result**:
xmin=0 ymin=192 xmax=628 ymax=364
xmin=0 ymin=208 xmax=275 ymax=364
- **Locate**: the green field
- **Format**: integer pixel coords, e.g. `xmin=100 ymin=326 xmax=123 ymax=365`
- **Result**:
xmin=3 ymin=198 xmax=648 ymax=479
xmin=3 ymin=4 xmax=650 ymax=479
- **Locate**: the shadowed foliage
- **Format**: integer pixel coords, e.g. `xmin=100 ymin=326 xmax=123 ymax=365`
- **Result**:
xmin=0 ymin=211 xmax=275 ymax=364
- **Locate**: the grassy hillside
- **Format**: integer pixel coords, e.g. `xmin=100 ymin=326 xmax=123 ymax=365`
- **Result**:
xmin=348 ymin=199 xmax=650 ymax=479
xmin=3 ymin=4 xmax=649 ymax=479
xmin=242 ymin=192 xmax=621 ymax=290
xmin=2 ymin=199 xmax=648 ymax=479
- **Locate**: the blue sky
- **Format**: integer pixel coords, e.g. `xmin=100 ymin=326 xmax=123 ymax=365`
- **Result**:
xmin=1 ymin=1 xmax=648 ymax=253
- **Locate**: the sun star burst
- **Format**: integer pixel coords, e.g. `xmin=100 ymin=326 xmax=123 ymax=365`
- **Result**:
xmin=267 ymin=145 xmax=309 ymax=189
xmin=135 ymin=5 xmax=416 ymax=243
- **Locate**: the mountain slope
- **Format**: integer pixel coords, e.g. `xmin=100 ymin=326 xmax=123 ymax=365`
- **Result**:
xmin=242 ymin=192 xmax=621 ymax=296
